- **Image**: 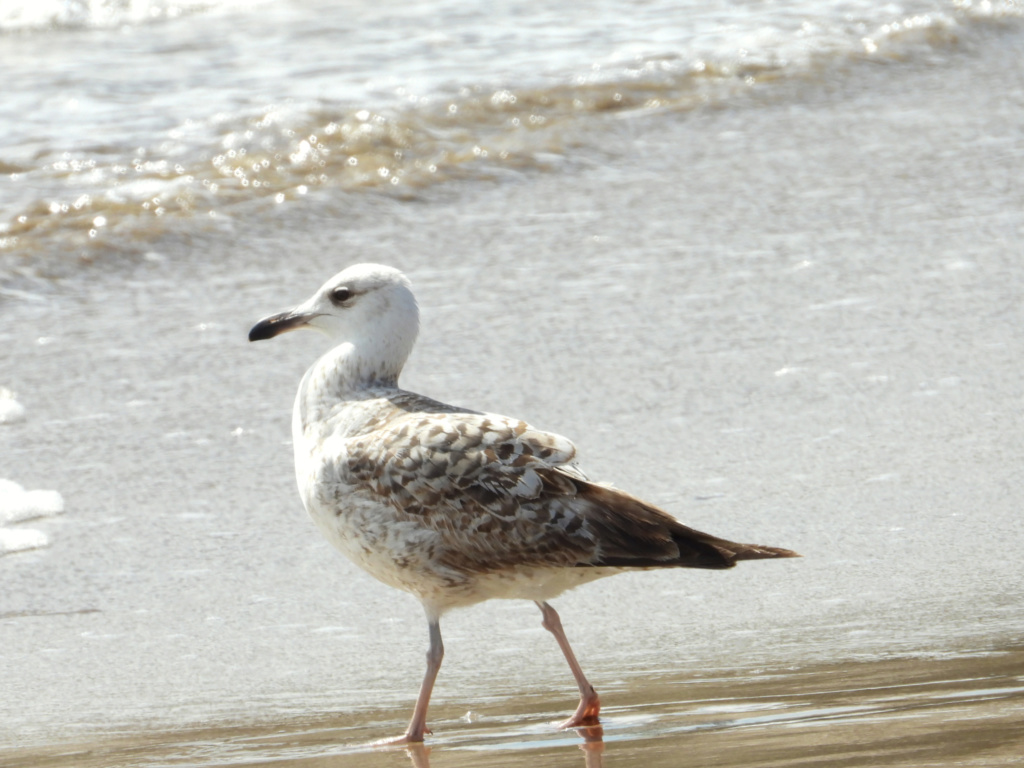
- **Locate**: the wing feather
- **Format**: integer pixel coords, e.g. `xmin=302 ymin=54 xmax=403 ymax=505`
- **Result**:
xmin=333 ymin=394 xmax=797 ymax=576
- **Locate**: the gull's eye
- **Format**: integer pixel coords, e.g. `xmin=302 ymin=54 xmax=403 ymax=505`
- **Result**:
xmin=330 ymin=286 xmax=352 ymax=305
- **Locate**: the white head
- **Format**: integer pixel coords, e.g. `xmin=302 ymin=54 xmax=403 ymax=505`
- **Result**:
xmin=249 ymin=263 xmax=419 ymax=386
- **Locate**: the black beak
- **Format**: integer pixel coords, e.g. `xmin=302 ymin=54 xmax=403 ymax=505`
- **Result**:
xmin=248 ymin=310 xmax=313 ymax=342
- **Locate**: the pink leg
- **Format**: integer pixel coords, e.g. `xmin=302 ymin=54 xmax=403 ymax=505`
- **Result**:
xmin=536 ymin=601 xmax=601 ymax=728
xmin=376 ymin=617 xmax=444 ymax=745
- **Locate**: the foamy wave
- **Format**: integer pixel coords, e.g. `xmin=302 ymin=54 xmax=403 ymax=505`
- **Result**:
xmin=1 ymin=2 xmax=1022 ymax=281
xmin=0 ymin=0 xmax=259 ymax=31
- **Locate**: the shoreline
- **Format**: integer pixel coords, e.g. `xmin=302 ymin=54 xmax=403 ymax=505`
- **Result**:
xmin=5 ymin=644 xmax=1023 ymax=767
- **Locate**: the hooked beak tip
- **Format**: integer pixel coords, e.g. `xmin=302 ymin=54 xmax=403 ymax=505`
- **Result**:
xmin=248 ymin=311 xmax=311 ymax=342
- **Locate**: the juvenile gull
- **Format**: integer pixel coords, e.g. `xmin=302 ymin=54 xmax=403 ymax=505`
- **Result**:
xmin=249 ymin=263 xmax=798 ymax=744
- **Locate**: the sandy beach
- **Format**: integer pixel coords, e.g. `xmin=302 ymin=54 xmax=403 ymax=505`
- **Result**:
xmin=3 ymin=11 xmax=1024 ymax=767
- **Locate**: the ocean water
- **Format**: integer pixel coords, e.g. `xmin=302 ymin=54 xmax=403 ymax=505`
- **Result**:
xmin=2 ymin=0 xmax=1024 ymax=761
xmin=1 ymin=0 xmax=1020 ymax=281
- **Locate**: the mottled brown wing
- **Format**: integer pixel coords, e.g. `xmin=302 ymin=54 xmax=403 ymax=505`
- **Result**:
xmin=341 ymin=407 xmax=799 ymax=574
xmin=342 ymin=410 xmax=603 ymax=570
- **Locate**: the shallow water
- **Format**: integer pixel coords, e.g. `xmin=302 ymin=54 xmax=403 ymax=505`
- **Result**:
xmin=5 ymin=648 xmax=1024 ymax=766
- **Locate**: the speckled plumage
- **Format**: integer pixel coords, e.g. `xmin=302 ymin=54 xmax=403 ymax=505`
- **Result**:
xmin=295 ymin=388 xmax=612 ymax=611
xmin=250 ymin=263 xmax=798 ymax=743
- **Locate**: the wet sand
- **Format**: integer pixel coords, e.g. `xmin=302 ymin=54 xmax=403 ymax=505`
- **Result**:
xmin=3 ymin=19 xmax=1024 ymax=768
xmin=5 ymin=647 xmax=1023 ymax=767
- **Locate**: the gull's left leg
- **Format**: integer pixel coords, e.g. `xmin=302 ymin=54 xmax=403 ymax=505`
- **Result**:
xmin=536 ymin=601 xmax=601 ymax=728
xmin=376 ymin=615 xmax=444 ymax=744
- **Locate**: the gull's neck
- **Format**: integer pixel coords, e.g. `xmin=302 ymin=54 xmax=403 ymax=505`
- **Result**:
xmin=295 ymin=341 xmax=403 ymax=432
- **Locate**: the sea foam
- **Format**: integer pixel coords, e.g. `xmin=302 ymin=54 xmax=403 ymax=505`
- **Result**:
xmin=0 ymin=387 xmax=27 ymax=424
xmin=0 ymin=527 xmax=50 ymax=555
xmin=0 ymin=479 xmax=65 ymax=555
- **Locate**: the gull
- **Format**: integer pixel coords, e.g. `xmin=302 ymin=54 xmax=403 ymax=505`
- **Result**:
xmin=249 ymin=263 xmax=799 ymax=744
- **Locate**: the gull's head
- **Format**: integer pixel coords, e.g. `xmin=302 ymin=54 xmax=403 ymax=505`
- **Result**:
xmin=249 ymin=263 xmax=419 ymax=384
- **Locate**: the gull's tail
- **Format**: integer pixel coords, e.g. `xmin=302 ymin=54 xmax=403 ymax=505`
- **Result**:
xmin=705 ymin=538 xmax=801 ymax=563
xmin=568 ymin=478 xmax=801 ymax=570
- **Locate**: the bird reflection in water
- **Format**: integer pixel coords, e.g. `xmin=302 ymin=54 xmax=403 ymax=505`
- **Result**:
xmin=399 ymin=725 xmax=605 ymax=768
xmin=579 ymin=724 xmax=606 ymax=768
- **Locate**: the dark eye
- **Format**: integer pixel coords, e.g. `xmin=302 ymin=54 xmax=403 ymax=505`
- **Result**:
xmin=330 ymin=286 xmax=352 ymax=305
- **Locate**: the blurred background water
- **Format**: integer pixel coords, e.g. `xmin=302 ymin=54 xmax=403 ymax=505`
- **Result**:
xmin=1 ymin=0 xmax=1020 ymax=282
